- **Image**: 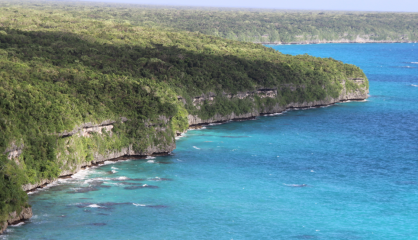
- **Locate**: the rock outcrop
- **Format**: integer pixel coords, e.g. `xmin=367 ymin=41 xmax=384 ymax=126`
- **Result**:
xmin=0 ymin=207 xmax=32 ymax=235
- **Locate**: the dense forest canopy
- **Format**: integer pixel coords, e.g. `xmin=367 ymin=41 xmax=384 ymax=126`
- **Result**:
xmin=110 ymin=8 xmax=418 ymax=42
xmin=1 ymin=1 xmax=417 ymax=43
xmin=0 ymin=0 xmax=367 ymax=227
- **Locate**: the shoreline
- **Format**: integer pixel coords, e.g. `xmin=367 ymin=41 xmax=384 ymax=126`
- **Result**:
xmin=187 ymin=98 xmax=365 ymax=128
xmin=6 ymin=96 xmax=368 ymax=234
xmin=26 ymin=98 xmax=367 ymax=193
xmin=25 ymin=152 xmax=172 ymax=194
xmin=258 ymin=40 xmax=417 ymax=45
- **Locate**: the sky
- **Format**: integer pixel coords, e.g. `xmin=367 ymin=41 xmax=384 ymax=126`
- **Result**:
xmin=85 ymin=0 xmax=418 ymax=12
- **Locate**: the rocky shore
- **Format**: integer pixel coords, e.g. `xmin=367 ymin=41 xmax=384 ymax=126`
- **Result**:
xmin=21 ymin=145 xmax=176 ymax=192
xmin=0 ymin=207 xmax=33 ymax=235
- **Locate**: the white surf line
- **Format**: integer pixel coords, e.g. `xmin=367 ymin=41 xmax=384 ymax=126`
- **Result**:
xmin=133 ymin=203 xmax=146 ymax=207
xmin=25 ymin=155 xmax=159 ymax=194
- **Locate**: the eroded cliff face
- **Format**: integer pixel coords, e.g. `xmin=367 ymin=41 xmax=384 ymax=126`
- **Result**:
xmin=187 ymin=78 xmax=368 ymax=126
xmin=7 ymin=79 xmax=368 ymax=190
xmin=21 ymin=141 xmax=176 ymax=192
xmin=15 ymin=116 xmax=176 ymax=192
xmin=0 ymin=207 xmax=32 ymax=235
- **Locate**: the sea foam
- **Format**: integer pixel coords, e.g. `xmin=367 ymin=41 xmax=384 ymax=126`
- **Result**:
xmin=133 ymin=203 xmax=146 ymax=207
xmin=72 ymin=168 xmax=91 ymax=180
xmin=87 ymin=204 xmax=101 ymax=208
xmin=10 ymin=222 xmax=25 ymax=227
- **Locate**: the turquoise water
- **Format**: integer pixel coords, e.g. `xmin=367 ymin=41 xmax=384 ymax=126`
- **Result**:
xmin=5 ymin=43 xmax=418 ymax=239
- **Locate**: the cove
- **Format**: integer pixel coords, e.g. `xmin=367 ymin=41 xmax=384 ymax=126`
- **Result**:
xmin=5 ymin=43 xmax=418 ymax=240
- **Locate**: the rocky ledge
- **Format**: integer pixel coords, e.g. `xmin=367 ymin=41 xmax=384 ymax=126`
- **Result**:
xmin=17 ymin=116 xmax=176 ymax=192
xmin=188 ymin=79 xmax=368 ymax=126
xmin=0 ymin=207 xmax=33 ymax=235
xmin=22 ymin=142 xmax=175 ymax=192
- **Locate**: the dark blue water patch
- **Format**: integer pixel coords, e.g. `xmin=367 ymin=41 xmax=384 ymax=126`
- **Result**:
xmin=117 ymin=182 xmax=143 ymax=185
xmin=96 ymin=213 xmax=109 ymax=216
xmin=145 ymin=205 xmax=168 ymax=208
xmin=124 ymin=185 xmax=159 ymax=190
xmin=147 ymin=177 xmax=173 ymax=181
xmin=87 ymin=223 xmax=107 ymax=226
xmin=292 ymin=235 xmax=317 ymax=239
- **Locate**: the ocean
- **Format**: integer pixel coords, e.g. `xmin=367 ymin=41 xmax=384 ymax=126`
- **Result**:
xmin=4 ymin=43 xmax=418 ymax=239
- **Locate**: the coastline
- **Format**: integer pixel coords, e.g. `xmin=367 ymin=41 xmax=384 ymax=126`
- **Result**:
xmin=258 ymin=40 xmax=416 ymax=45
xmin=0 ymin=95 xmax=368 ymax=234
xmin=24 ymin=152 xmax=172 ymax=194
xmin=1 ymin=77 xmax=369 ymax=234
xmin=26 ymin=96 xmax=369 ymax=193
xmin=187 ymin=98 xmax=365 ymax=129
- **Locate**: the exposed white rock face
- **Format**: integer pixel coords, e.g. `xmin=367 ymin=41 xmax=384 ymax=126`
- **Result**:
xmin=192 ymin=88 xmax=280 ymax=106
xmin=7 ymin=149 xmax=22 ymax=160
xmin=59 ymin=119 xmax=121 ymax=137
xmin=4 ymin=142 xmax=24 ymax=161
xmin=80 ymin=124 xmax=113 ymax=137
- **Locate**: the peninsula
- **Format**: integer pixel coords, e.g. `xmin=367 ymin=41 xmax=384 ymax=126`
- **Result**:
xmin=0 ymin=2 xmax=368 ymax=233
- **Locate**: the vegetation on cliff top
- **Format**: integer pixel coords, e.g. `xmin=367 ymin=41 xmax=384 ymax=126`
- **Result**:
xmin=0 ymin=1 xmax=367 ymax=224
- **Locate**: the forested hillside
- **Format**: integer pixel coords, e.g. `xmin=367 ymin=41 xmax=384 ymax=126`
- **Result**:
xmin=142 ymin=10 xmax=418 ymax=43
xmin=98 ymin=7 xmax=418 ymax=43
xmin=3 ymin=1 xmax=416 ymax=43
xmin=0 ymin=1 xmax=367 ymax=232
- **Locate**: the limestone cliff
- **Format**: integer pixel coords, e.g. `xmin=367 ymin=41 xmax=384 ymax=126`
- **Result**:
xmin=18 ymin=116 xmax=176 ymax=192
xmin=187 ymin=78 xmax=368 ymax=126
xmin=0 ymin=207 xmax=32 ymax=235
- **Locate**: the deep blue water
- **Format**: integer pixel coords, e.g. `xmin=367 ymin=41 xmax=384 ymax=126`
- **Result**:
xmin=5 ymin=43 xmax=418 ymax=239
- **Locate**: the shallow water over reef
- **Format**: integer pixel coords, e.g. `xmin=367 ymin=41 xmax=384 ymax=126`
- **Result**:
xmin=6 ymin=43 xmax=418 ymax=239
